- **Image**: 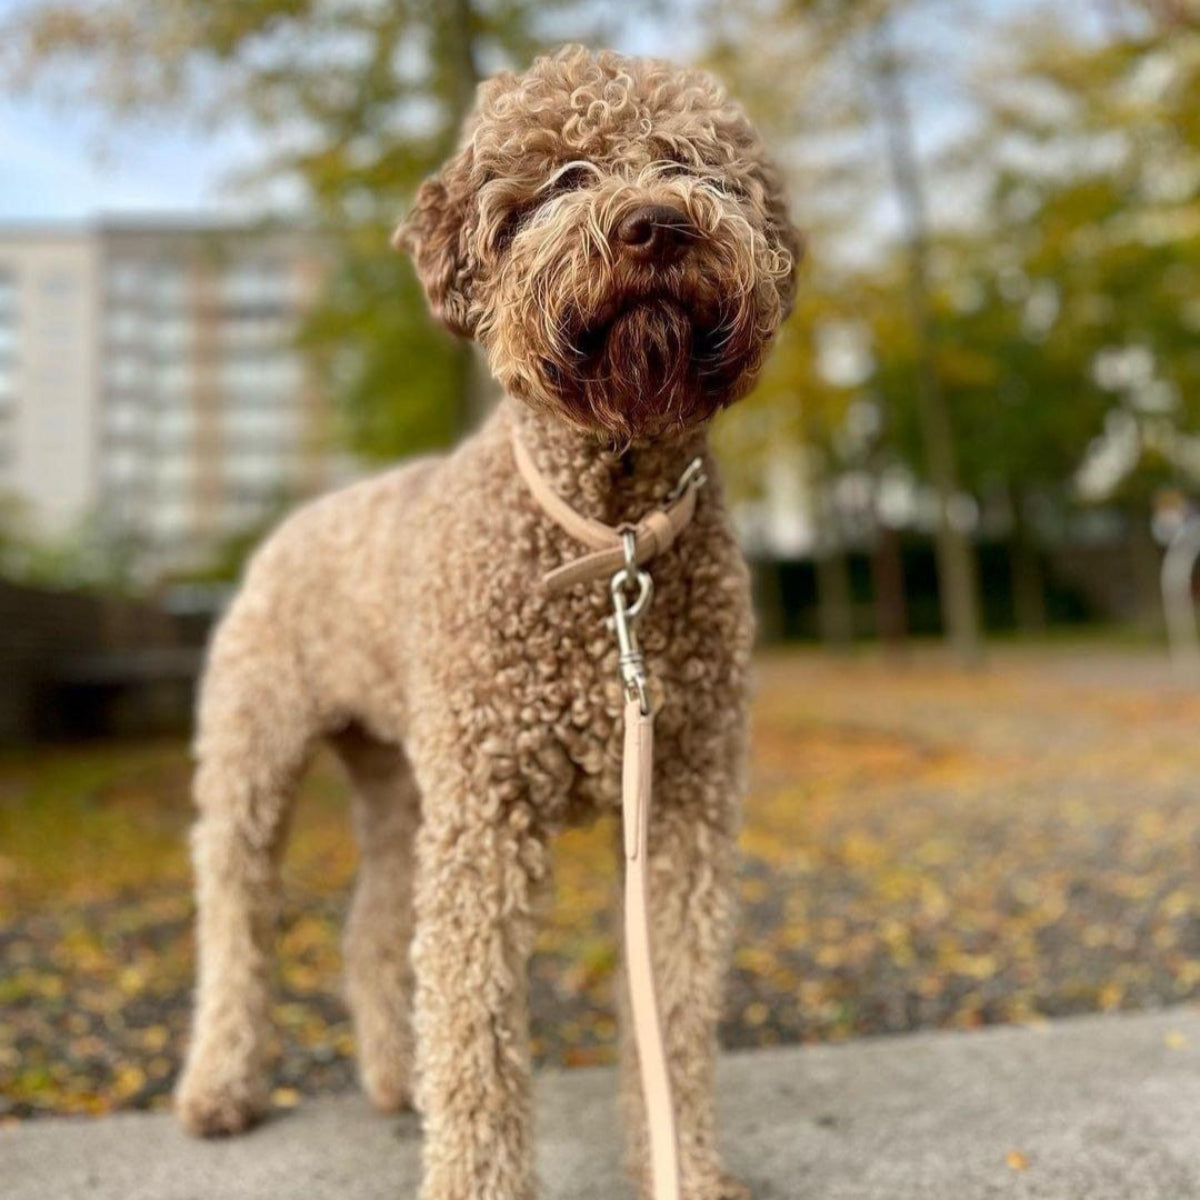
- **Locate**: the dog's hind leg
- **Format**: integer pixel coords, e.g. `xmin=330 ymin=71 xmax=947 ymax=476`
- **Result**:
xmin=332 ymin=725 xmax=420 ymax=1113
xmin=175 ymin=601 xmax=321 ymax=1138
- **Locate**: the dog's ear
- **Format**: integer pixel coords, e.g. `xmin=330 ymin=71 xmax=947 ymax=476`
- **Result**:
xmin=759 ymin=158 xmax=805 ymax=321
xmin=773 ymin=210 xmax=806 ymax=322
xmin=394 ymin=146 xmax=478 ymax=338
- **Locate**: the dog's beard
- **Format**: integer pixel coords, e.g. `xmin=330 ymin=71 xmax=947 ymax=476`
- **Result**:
xmin=543 ymin=288 xmax=762 ymax=442
xmin=569 ymin=299 xmax=702 ymax=439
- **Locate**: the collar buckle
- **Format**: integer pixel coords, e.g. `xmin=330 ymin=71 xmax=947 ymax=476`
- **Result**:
xmin=666 ymin=457 xmax=708 ymax=504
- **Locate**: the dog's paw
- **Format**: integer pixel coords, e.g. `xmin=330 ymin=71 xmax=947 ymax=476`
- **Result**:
xmin=639 ymin=1170 xmax=751 ymax=1200
xmin=175 ymin=1070 xmax=268 ymax=1138
xmin=709 ymin=1173 xmax=752 ymax=1200
xmin=678 ymin=1172 xmax=752 ymax=1200
xmin=360 ymin=1061 xmax=413 ymax=1114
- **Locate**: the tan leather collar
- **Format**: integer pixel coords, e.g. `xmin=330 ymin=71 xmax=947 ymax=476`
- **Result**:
xmin=510 ymin=427 xmax=706 ymax=593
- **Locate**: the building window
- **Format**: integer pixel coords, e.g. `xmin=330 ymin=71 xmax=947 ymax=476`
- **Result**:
xmin=221 ymin=312 xmax=290 ymax=351
xmin=155 ymin=404 xmax=195 ymax=440
xmin=150 ymin=500 xmax=190 ymax=538
xmin=150 ymin=263 xmax=189 ymax=308
xmin=224 ymin=451 xmax=289 ymax=486
xmin=152 ymin=454 xmax=195 ymax=486
xmin=154 ymin=359 xmax=194 ymax=398
xmin=106 ymin=354 xmax=148 ymax=391
xmin=108 ymin=309 xmax=147 ymax=344
xmin=150 ymin=314 xmax=193 ymax=354
xmin=221 ymin=259 xmax=291 ymax=310
xmin=222 ymin=404 xmax=297 ymax=443
xmin=219 ymin=353 xmax=302 ymax=400
xmin=105 ymin=401 xmax=146 ymax=437
xmin=103 ymin=449 xmax=142 ymax=485
xmin=108 ymin=261 xmax=149 ymax=300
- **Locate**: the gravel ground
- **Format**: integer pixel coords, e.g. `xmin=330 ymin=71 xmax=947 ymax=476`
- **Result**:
xmin=1 ymin=645 xmax=1197 ymax=1121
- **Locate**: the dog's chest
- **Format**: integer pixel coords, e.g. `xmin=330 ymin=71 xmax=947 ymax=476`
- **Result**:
xmin=486 ymin=543 xmax=753 ymax=826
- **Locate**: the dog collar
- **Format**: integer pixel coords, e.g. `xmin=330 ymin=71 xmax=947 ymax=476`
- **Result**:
xmin=510 ymin=427 xmax=707 ymax=594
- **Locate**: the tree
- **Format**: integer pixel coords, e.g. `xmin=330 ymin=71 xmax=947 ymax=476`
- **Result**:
xmin=862 ymin=7 xmax=983 ymax=662
xmin=717 ymin=267 xmax=870 ymax=647
xmin=960 ymin=3 xmax=1200 ymax=625
xmin=707 ymin=4 xmax=906 ymax=649
xmin=714 ymin=0 xmax=1197 ymax=645
xmin=710 ymin=0 xmax=987 ymax=660
xmin=0 ymin=496 xmax=143 ymax=592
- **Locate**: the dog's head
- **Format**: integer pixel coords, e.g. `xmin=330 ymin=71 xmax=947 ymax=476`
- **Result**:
xmin=398 ymin=45 xmax=802 ymax=442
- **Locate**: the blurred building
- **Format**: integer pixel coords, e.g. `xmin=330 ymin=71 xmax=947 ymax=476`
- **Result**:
xmin=0 ymin=229 xmax=100 ymax=532
xmin=0 ymin=220 xmax=336 ymax=578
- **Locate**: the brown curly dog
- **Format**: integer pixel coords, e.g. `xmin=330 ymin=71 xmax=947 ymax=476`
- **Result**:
xmin=175 ymin=44 xmax=800 ymax=1200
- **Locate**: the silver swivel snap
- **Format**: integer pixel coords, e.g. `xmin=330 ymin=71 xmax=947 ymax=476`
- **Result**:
xmin=608 ymin=530 xmax=653 ymax=714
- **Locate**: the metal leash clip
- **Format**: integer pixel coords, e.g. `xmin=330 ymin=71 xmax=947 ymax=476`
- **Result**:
xmin=608 ymin=529 xmax=654 ymax=715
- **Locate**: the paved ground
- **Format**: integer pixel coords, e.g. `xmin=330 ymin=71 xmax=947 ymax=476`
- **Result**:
xmin=5 ymin=1008 xmax=1198 ymax=1199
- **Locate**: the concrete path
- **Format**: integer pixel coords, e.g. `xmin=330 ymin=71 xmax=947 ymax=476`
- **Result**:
xmin=5 ymin=1008 xmax=1198 ymax=1199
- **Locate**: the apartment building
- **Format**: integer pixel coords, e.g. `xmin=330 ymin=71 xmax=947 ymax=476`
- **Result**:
xmin=0 ymin=221 xmax=334 ymax=577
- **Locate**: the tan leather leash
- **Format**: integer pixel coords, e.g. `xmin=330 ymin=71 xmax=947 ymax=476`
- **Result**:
xmin=512 ymin=427 xmax=707 ymax=1200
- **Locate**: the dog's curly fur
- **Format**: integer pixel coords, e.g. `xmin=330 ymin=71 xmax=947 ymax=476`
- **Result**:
xmin=175 ymin=45 xmax=799 ymax=1200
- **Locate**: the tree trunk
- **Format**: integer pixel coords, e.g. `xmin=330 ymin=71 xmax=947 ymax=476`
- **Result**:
xmin=872 ymin=521 xmax=909 ymax=654
xmin=1128 ymin=509 xmax=1165 ymax=633
xmin=1009 ymin=495 xmax=1047 ymax=634
xmin=1010 ymin=537 xmax=1048 ymax=634
xmin=753 ymin=556 xmax=786 ymax=645
xmin=815 ymin=545 xmax=855 ymax=649
xmin=868 ymin=16 xmax=983 ymax=666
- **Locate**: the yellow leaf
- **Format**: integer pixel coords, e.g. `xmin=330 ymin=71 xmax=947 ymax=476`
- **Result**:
xmin=1006 ymin=1151 xmax=1030 ymax=1171
xmin=140 ymin=1025 xmax=169 ymax=1051
xmin=113 ymin=1066 xmax=145 ymax=1098
xmin=743 ymin=1001 xmax=770 ymax=1027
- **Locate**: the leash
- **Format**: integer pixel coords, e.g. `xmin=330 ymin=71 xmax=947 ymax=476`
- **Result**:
xmin=512 ymin=428 xmax=707 ymax=1200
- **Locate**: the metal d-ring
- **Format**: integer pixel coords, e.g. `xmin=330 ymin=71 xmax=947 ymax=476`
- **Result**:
xmin=612 ymin=530 xmax=653 ymax=620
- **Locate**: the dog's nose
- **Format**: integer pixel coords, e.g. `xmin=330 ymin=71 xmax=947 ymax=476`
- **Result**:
xmin=615 ymin=204 xmax=692 ymax=263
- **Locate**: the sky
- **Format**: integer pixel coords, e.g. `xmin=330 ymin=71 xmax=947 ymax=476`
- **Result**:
xmin=0 ymin=0 xmax=295 ymax=223
xmin=0 ymin=101 xmax=267 ymax=222
xmin=0 ymin=0 xmax=1062 ymax=225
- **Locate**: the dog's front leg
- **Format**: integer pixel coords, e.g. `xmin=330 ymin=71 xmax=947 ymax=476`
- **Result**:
xmin=619 ymin=791 xmax=747 ymax=1200
xmin=175 ymin=610 xmax=320 ymax=1138
xmin=409 ymin=741 xmax=549 ymax=1200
